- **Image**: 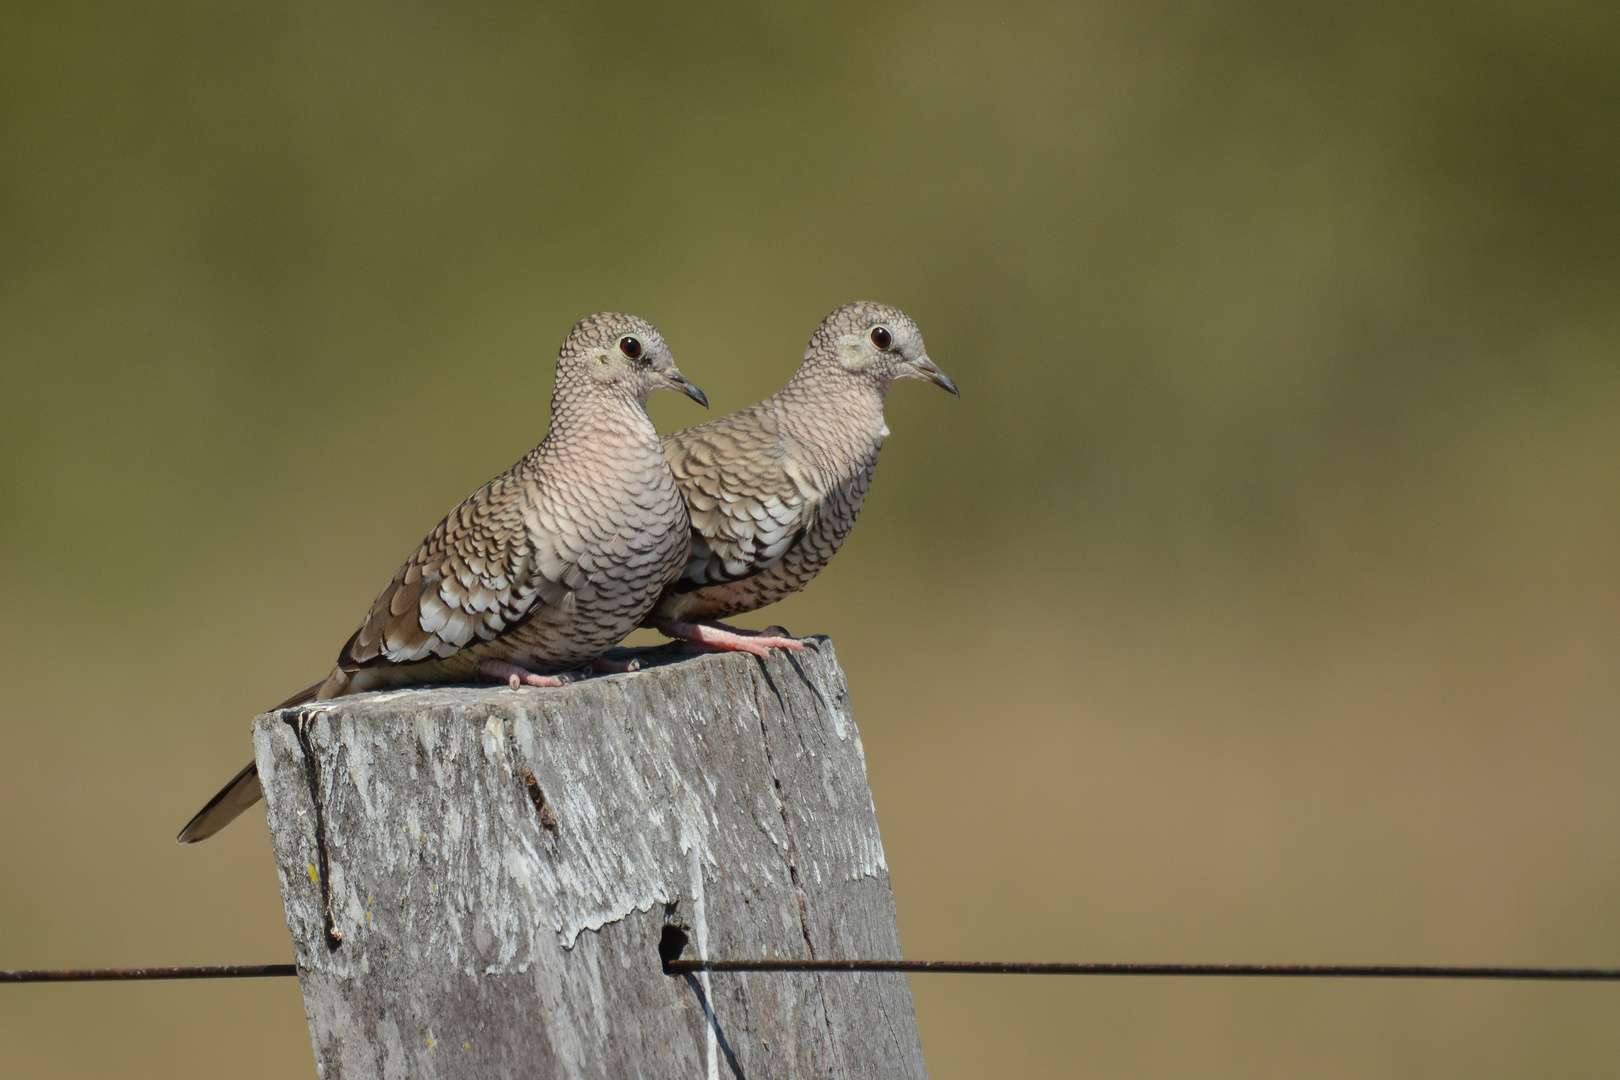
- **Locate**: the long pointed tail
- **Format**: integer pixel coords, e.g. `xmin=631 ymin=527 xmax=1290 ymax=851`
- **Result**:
xmin=176 ymin=678 xmax=327 ymax=844
xmin=176 ymin=760 xmax=262 ymax=843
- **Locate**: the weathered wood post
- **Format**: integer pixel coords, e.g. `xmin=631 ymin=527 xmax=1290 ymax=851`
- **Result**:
xmin=255 ymin=637 xmax=928 ymax=1079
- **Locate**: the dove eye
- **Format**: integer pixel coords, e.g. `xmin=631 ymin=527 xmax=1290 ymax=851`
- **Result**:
xmin=870 ymin=326 xmax=892 ymax=349
xmin=619 ymin=336 xmax=643 ymax=360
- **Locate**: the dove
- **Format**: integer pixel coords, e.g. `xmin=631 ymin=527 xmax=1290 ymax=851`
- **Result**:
xmin=178 ymin=312 xmax=707 ymax=842
xmin=648 ymin=301 xmax=956 ymax=656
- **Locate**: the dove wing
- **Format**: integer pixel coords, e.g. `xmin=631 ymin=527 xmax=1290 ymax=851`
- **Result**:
xmin=663 ymin=406 xmax=825 ymax=588
xmin=340 ymin=470 xmax=569 ymax=668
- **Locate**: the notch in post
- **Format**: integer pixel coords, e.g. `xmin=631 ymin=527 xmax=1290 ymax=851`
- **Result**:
xmin=658 ymin=923 xmax=691 ymax=976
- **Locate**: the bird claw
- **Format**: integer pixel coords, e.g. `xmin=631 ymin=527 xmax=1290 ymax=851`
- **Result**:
xmin=658 ymin=620 xmax=805 ymax=656
xmin=480 ymin=659 xmax=568 ymax=689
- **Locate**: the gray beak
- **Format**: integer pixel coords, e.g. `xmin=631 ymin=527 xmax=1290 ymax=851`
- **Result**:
xmin=905 ymin=354 xmax=959 ymax=396
xmin=662 ymin=369 xmax=709 ymax=408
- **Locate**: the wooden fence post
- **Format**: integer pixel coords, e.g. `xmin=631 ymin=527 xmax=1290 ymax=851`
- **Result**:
xmin=254 ymin=637 xmax=928 ymax=1079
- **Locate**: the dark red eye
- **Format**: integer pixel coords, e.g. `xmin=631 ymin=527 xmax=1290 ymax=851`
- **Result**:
xmin=870 ymin=326 xmax=892 ymax=349
xmin=619 ymin=336 xmax=642 ymax=359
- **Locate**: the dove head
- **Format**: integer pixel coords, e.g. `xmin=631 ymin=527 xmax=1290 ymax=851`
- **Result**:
xmin=556 ymin=312 xmax=708 ymax=411
xmin=802 ymin=301 xmax=959 ymax=396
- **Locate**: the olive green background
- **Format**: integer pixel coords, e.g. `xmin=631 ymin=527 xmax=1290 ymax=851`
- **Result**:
xmin=3 ymin=2 xmax=1618 ymax=1076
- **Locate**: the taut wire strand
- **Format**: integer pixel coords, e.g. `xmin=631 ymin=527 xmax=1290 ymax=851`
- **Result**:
xmin=664 ymin=959 xmax=1620 ymax=980
xmin=9 ymin=960 xmax=1620 ymax=983
xmin=1 ymin=964 xmax=297 ymax=983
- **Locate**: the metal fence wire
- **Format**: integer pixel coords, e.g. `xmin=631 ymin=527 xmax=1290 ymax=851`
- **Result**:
xmin=7 ymin=959 xmax=1620 ymax=984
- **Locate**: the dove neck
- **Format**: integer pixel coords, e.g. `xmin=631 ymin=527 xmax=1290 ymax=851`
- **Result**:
xmin=777 ymin=365 xmax=890 ymax=453
xmin=544 ymin=381 xmax=659 ymax=451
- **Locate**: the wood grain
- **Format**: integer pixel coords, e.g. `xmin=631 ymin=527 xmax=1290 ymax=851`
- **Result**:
xmin=254 ymin=638 xmax=927 ymax=1079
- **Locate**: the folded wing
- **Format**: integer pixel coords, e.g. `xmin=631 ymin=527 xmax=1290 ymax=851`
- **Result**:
xmin=663 ymin=405 xmax=824 ymax=589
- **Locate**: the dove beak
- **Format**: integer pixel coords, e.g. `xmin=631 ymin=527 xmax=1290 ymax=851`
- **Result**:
xmin=904 ymin=354 xmax=959 ymax=396
xmin=662 ymin=369 xmax=709 ymax=408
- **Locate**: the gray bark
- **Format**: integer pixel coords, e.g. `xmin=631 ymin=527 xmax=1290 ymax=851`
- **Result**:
xmin=254 ymin=637 xmax=927 ymax=1080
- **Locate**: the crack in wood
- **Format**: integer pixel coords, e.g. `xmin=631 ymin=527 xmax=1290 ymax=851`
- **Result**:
xmin=519 ymin=765 xmax=559 ymax=830
xmin=749 ymin=657 xmax=841 ymax=1069
xmin=286 ymin=710 xmax=342 ymax=951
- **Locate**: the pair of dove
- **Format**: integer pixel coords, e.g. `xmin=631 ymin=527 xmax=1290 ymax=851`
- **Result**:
xmin=178 ymin=301 xmax=957 ymax=843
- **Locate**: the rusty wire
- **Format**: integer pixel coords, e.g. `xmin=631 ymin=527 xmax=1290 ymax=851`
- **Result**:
xmin=8 ymin=959 xmax=1620 ymax=983
xmin=664 ymin=959 xmax=1620 ymax=980
xmin=1 ymin=964 xmax=297 ymax=983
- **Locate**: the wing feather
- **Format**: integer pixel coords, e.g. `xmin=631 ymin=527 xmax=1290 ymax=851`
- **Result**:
xmin=339 ymin=470 xmax=570 ymax=670
xmin=663 ymin=404 xmax=825 ymax=589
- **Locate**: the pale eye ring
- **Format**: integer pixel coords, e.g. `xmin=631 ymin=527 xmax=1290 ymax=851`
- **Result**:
xmin=870 ymin=326 xmax=892 ymax=349
xmin=619 ymin=336 xmax=643 ymax=360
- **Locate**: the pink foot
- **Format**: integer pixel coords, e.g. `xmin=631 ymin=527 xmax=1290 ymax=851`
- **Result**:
xmin=658 ymin=619 xmax=804 ymax=658
xmin=479 ymin=659 xmax=569 ymax=689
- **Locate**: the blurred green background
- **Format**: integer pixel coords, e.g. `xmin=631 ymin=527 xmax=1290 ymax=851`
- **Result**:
xmin=3 ymin=1 xmax=1618 ymax=1076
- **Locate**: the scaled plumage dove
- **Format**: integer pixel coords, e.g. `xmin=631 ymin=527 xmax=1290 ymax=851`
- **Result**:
xmin=177 ymin=312 xmax=707 ymax=843
xmin=649 ymin=301 xmax=957 ymax=656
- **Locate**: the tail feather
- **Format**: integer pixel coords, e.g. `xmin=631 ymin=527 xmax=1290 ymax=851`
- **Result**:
xmin=275 ymin=677 xmax=326 ymax=710
xmin=177 ymin=674 xmax=333 ymax=844
xmin=176 ymin=760 xmax=263 ymax=844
